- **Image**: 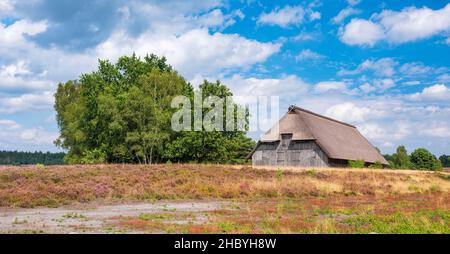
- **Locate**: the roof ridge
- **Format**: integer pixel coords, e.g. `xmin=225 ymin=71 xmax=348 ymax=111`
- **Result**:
xmin=288 ymin=105 xmax=356 ymax=128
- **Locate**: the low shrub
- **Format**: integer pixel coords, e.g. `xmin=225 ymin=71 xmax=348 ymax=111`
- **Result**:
xmin=36 ymin=163 xmax=46 ymax=169
xmin=368 ymin=162 xmax=383 ymax=169
xmin=348 ymin=160 xmax=365 ymax=168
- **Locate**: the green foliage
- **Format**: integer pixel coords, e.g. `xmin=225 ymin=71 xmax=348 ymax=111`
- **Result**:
xmin=164 ymin=80 xmax=255 ymax=163
xmin=348 ymin=160 xmax=365 ymax=168
xmin=410 ymin=148 xmax=442 ymax=171
xmin=80 ymin=149 xmax=106 ymax=164
xmin=61 ymin=213 xmax=87 ymax=220
xmin=216 ymin=221 xmax=244 ymax=233
xmin=343 ymin=209 xmax=449 ymax=234
xmin=368 ymin=161 xmax=383 ymax=169
xmin=0 ymin=151 xmax=65 ymax=165
xmin=138 ymin=213 xmax=171 ymax=221
xmin=276 ymin=169 xmax=284 ymax=181
xmin=439 ymin=154 xmax=450 ymax=167
xmin=385 ymin=146 xmax=444 ymax=171
xmin=387 ymin=160 xmax=396 ymax=169
xmin=55 ymin=54 xmax=190 ymax=164
xmin=388 ymin=146 xmax=413 ymax=169
xmin=54 ymin=54 xmax=254 ymax=164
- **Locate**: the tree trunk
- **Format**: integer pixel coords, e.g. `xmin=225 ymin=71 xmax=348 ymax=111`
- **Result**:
xmin=149 ymin=146 xmax=153 ymax=164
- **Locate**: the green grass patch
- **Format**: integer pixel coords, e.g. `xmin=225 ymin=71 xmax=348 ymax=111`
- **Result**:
xmin=62 ymin=213 xmax=87 ymax=220
xmin=343 ymin=209 xmax=450 ymax=234
xmin=138 ymin=213 xmax=173 ymax=221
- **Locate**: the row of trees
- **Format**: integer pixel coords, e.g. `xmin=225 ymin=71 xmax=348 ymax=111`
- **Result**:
xmin=0 ymin=151 xmax=65 ymax=165
xmin=383 ymin=146 xmax=446 ymax=170
xmin=54 ymin=54 xmax=255 ymax=164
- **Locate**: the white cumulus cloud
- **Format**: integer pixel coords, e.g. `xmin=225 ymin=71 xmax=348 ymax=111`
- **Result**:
xmin=257 ymin=5 xmax=306 ymax=27
xmin=0 ymin=61 xmax=53 ymax=92
xmin=295 ymin=49 xmax=324 ymax=61
xmin=420 ymin=124 xmax=450 ymax=138
xmin=225 ymin=74 xmax=310 ymax=98
xmin=0 ymin=91 xmax=54 ymax=113
xmin=0 ymin=119 xmax=20 ymax=129
xmin=96 ymin=28 xmax=281 ymax=79
xmin=339 ymin=19 xmax=384 ymax=46
xmin=338 ymin=58 xmax=398 ymax=77
xmin=358 ymin=123 xmax=387 ymax=140
xmin=325 ymin=102 xmax=373 ymax=123
xmin=340 ymin=4 xmax=450 ymax=46
xmin=409 ymin=84 xmax=450 ymax=101
xmin=0 ymin=123 xmax=58 ymax=147
xmin=0 ymin=0 xmax=14 ymax=13
xmin=0 ymin=19 xmax=47 ymax=45
xmin=314 ymin=81 xmax=348 ymax=93
xmin=332 ymin=7 xmax=361 ymax=24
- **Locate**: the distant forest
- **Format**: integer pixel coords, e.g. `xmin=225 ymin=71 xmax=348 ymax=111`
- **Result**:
xmin=0 ymin=149 xmax=448 ymax=168
xmin=0 ymin=151 xmax=65 ymax=165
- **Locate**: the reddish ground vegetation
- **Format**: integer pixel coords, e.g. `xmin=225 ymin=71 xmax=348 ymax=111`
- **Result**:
xmin=0 ymin=164 xmax=448 ymax=208
xmin=114 ymin=194 xmax=449 ymax=234
xmin=0 ymin=164 xmax=448 ymax=233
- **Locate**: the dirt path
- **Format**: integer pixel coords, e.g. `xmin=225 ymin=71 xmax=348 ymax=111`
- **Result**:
xmin=0 ymin=200 xmax=231 ymax=234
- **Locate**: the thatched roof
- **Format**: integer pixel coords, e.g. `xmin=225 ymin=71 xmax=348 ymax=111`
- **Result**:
xmin=258 ymin=105 xmax=388 ymax=165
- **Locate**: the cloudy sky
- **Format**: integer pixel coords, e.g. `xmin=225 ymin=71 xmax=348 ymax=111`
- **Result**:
xmin=0 ymin=0 xmax=449 ymax=155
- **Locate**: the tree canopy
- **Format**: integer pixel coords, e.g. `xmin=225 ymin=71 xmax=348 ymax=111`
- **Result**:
xmin=165 ymin=80 xmax=254 ymax=163
xmin=439 ymin=155 xmax=450 ymax=167
xmin=387 ymin=145 xmax=413 ymax=169
xmin=54 ymin=54 xmax=255 ymax=164
xmin=410 ymin=148 xmax=442 ymax=171
xmin=384 ymin=146 xmax=443 ymax=171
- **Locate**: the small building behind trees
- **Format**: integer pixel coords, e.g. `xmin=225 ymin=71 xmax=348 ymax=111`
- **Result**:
xmin=248 ymin=105 xmax=388 ymax=167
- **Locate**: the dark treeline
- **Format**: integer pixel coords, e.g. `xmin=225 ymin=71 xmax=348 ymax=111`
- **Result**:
xmin=439 ymin=154 xmax=450 ymax=167
xmin=0 ymin=151 xmax=65 ymax=165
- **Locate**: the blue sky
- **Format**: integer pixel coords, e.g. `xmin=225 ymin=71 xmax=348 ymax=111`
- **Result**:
xmin=0 ymin=0 xmax=449 ymax=155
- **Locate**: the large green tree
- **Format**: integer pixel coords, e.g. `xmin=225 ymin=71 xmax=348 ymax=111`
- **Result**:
xmin=165 ymin=80 xmax=255 ymax=163
xmin=388 ymin=145 xmax=413 ymax=169
xmin=410 ymin=148 xmax=442 ymax=171
xmin=55 ymin=54 xmax=191 ymax=163
xmin=54 ymin=54 xmax=254 ymax=164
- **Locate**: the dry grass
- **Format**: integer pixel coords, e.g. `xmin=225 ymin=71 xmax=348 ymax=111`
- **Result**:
xmin=0 ymin=164 xmax=449 ymax=208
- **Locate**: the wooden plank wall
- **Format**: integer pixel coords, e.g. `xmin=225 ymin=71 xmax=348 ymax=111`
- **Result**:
xmin=252 ymin=140 xmax=329 ymax=167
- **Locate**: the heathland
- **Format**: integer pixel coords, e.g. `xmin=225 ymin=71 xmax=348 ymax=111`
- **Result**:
xmin=0 ymin=164 xmax=448 ymax=233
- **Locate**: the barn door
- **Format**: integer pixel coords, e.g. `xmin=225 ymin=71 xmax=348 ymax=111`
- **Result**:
xmin=277 ymin=151 xmax=286 ymax=165
xmin=277 ymin=134 xmax=292 ymax=166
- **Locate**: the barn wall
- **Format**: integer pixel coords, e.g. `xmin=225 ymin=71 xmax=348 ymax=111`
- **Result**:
xmin=328 ymin=158 xmax=349 ymax=167
xmin=252 ymin=142 xmax=279 ymax=167
xmin=252 ymin=139 xmax=329 ymax=167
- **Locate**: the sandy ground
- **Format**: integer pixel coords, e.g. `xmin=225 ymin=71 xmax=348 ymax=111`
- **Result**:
xmin=0 ymin=200 xmax=231 ymax=234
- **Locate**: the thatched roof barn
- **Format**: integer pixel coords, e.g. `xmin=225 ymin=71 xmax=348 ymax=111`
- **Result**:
xmin=249 ymin=105 xmax=388 ymax=167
